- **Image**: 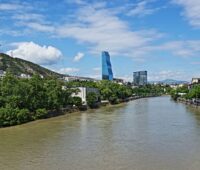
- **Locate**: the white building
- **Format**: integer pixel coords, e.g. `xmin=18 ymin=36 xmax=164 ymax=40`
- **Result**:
xmin=72 ymin=87 xmax=100 ymax=105
xmin=192 ymin=78 xmax=200 ymax=84
xmin=20 ymin=73 xmax=31 ymax=79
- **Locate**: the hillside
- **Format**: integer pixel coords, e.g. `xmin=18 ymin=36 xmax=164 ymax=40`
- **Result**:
xmin=0 ymin=53 xmax=64 ymax=78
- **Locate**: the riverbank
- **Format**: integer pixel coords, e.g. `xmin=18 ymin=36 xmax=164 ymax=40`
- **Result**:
xmin=0 ymin=95 xmax=161 ymax=128
xmin=177 ymin=97 xmax=200 ymax=109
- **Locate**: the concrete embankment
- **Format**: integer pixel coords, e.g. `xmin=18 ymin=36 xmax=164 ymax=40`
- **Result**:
xmin=177 ymin=98 xmax=200 ymax=109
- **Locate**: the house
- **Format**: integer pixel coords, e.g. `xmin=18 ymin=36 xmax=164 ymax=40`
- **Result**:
xmin=20 ymin=73 xmax=31 ymax=79
xmin=72 ymin=87 xmax=100 ymax=105
xmin=192 ymin=78 xmax=200 ymax=84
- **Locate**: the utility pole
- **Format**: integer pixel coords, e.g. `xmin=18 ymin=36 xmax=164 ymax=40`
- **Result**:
xmin=0 ymin=44 xmax=2 ymax=54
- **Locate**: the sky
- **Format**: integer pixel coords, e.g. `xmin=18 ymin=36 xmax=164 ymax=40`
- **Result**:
xmin=0 ymin=0 xmax=200 ymax=82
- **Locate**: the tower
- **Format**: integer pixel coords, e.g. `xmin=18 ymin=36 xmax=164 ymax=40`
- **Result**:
xmin=102 ymin=51 xmax=113 ymax=80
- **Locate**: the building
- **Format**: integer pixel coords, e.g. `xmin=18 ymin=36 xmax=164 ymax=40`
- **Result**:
xmin=72 ymin=87 xmax=100 ymax=105
xmin=102 ymin=51 xmax=113 ymax=81
xmin=188 ymin=78 xmax=200 ymax=89
xmin=63 ymin=76 xmax=99 ymax=82
xmin=113 ymin=78 xmax=124 ymax=85
xmin=191 ymin=78 xmax=200 ymax=84
xmin=20 ymin=73 xmax=31 ymax=79
xmin=133 ymin=71 xmax=147 ymax=86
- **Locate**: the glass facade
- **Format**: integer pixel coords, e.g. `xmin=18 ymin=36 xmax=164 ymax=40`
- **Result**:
xmin=102 ymin=51 xmax=113 ymax=80
xmin=133 ymin=71 xmax=147 ymax=86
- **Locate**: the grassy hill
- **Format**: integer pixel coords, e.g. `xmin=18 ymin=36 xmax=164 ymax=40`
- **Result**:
xmin=0 ymin=53 xmax=64 ymax=78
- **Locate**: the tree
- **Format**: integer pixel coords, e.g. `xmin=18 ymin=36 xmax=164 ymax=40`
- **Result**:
xmin=72 ymin=97 xmax=82 ymax=107
xmin=86 ymin=92 xmax=98 ymax=108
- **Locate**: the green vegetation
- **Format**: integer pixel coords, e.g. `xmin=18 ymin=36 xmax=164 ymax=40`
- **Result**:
xmin=97 ymin=80 xmax=133 ymax=104
xmin=132 ymin=84 xmax=168 ymax=97
xmin=0 ymin=73 xmax=76 ymax=127
xmin=86 ymin=92 xmax=98 ymax=108
xmin=170 ymin=85 xmax=189 ymax=100
xmin=170 ymin=84 xmax=200 ymax=101
xmin=0 ymin=72 xmax=168 ymax=127
xmin=186 ymin=85 xmax=200 ymax=99
xmin=0 ymin=53 xmax=63 ymax=78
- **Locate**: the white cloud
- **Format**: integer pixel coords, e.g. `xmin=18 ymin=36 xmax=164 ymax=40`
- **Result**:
xmin=6 ymin=42 xmax=62 ymax=65
xmin=58 ymin=68 xmax=80 ymax=74
xmin=73 ymin=52 xmax=84 ymax=62
xmin=148 ymin=70 xmax=192 ymax=81
xmin=56 ymin=4 xmax=162 ymax=58
xmin=12 ymin=13 xmax=45 ymax=23
xmin=137 ymin=40 xmax=200 ymax=58
xmin=173 ymin=0 xmax=200 ymax=28
xmin=127 ymin=1 xmax=160 ymax=17
xmin=0 ymin=3 xmax=23 ymax=10
xmin=25 ymin=22 xmax=55 ymax=32
xmin=66 ymin=0 xmax=87 ymax=5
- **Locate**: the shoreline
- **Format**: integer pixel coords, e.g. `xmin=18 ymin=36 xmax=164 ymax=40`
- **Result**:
xmin=0 ymin=95 xmax=161 ymax=129
xmin=177 ymin=98 xmax=200 ymax=109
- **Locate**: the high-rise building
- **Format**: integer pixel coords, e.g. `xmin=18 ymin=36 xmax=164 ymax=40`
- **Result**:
xmin=133 ymin=71 xmax=147 ymax=86
xmin=102 ymin=51 xmax=113 ymax=80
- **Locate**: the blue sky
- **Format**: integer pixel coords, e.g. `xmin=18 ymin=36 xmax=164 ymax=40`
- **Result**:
xmin=0 ymin=0 xmax=200 ymax=81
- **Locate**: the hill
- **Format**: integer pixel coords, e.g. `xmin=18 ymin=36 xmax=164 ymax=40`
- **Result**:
xmin=0 ymin=53 xmax=64 ymax=78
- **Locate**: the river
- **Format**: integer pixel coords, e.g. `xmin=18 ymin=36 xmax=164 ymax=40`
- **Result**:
xmin=1 ymin=96 xmax=200 ymax=170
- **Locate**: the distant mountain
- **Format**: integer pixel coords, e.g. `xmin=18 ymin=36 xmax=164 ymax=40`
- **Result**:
xmin=149 ymin=79 xmax=189 ymax=85
xmin=0 ymin=53 xmax=64 ymax=78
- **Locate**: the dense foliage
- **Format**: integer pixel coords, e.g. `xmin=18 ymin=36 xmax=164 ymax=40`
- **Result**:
xmin=0 ymin=73 xmax=168 ymax=127
xmin=0 ymin=73 xmax=76 ymax=127
xmin=186 ymin=85 xmax=200 ymax=99
xmin=170 ymin=85 xmax=189 ymax=100
xmin=132 ymin=84 xmax=167 ymax=97
xmin=86 ymin=92 xmax=98 ymax=108
xmin=170 ymin=84 xmax=200 ymax=101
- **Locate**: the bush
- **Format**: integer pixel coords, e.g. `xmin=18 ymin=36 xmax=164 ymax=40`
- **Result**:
xmin=34 ymin=108 xmax=48 ymax=119
xmin=0 ymin=106 xmax=18 ymax=126
xmin=86 ymin=92 xmax=97 ymax=108
xmin=109 ymin=94 xmax=118 ymax=104
xmin=17 ymin=109 xmax=30 ymax=124
xmin=72 ymin=97 xmax=82 ymax=107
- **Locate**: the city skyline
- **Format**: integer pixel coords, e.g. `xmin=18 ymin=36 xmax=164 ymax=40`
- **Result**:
xmin=0 ymin=0 xmax=200 ymax=81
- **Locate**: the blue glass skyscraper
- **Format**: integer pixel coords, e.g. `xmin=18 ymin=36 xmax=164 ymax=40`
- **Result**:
xmin=102 ymin=51 xmax=113 ymax=80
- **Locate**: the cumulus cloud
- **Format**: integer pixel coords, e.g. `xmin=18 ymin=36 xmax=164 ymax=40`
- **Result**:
xmin=73 ymin=52 xmax=84 ymax=62
xmin=58 ymin=68 xmax=80 ymax=74
xmin=173 ymin=0 xmax=200 ymax=28
xmin=6 ymin=41 xmax=62 ymax=65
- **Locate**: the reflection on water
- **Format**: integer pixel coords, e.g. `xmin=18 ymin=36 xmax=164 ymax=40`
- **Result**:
xmin=1 ymin=96 xmax=200 ymax=170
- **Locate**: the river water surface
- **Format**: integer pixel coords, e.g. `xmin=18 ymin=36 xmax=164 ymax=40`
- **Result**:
xmin=1 ymin=96 xmax=200 ymax=170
